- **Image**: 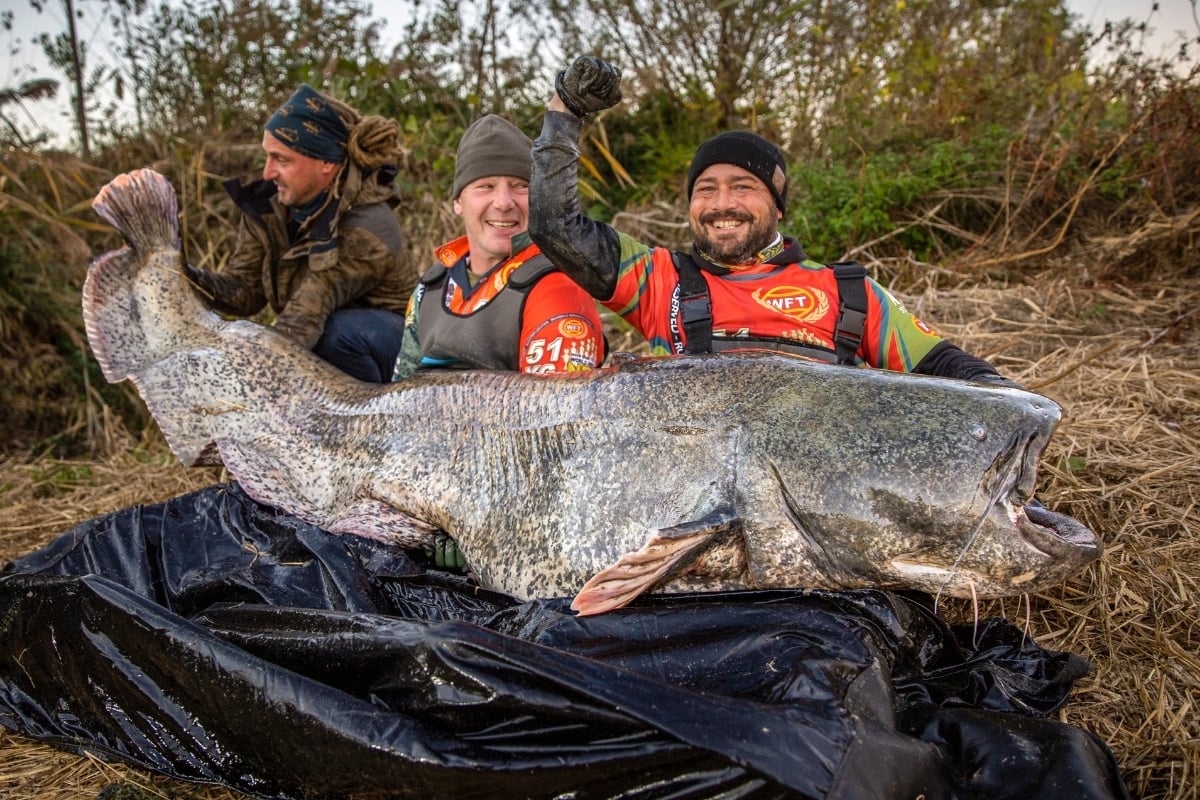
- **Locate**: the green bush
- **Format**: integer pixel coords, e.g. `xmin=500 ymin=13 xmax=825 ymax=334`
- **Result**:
xmin=788 ymin=132 xmax=1015 ymax=262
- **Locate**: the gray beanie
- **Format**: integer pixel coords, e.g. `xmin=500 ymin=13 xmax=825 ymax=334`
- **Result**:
xmin=451 ymin=115 xmax=533 ymax=199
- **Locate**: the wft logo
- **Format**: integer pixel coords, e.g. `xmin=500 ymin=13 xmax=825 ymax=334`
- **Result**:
xmin=752 ymin=286 xmax=830 ymax=321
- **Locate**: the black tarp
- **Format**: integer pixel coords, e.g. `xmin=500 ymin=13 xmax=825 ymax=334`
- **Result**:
xmin=0 ymin=482 xmax=1128 ymax=799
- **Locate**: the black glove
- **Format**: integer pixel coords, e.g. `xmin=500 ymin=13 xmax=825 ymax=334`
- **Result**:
xmin=555 ymin=56 xmax=622 ymax=118
xmin=425 ymin=532 xmax=467 ymax=572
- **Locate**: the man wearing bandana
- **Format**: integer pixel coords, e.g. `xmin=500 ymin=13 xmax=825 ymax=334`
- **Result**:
xmin=187 ymin=84 xmax=417 ymax=382
xmin=528 ymin=58 xmax=1020 ymax=386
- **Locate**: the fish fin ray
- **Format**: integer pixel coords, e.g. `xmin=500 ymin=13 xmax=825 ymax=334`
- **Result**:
xmin=92 ymin=169 xmax=180 ymax=253
xmin=82 ymin=248 xmax=144 ymax=381
xmin=571 ymin=507 xmax=739 ymax=616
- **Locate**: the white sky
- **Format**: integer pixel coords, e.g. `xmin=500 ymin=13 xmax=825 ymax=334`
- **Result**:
xmin=1072 ymin=0 xmax=1199 ymax=55
xmin=1 ymin=0 xmax=1197 ymax=150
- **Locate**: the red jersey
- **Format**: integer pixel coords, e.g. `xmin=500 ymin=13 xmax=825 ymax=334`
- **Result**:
xmin=606 ymin=235 xmax=946 ymax=370
xmin=396 ymin=234 xmax=604 ymax=377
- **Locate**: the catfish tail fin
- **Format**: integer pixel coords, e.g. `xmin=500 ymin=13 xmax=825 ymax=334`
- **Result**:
xmin=92 ymin=168 xmax=180 ymax=253
xmin=83 ymin=169 xmax=217 ymax=383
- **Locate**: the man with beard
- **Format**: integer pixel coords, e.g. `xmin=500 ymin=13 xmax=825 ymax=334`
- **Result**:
xmin=528 ymin=57 xmax=1017 ymax=384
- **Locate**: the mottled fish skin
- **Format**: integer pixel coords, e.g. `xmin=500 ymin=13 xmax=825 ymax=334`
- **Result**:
xmin=85 ymin=169 xmax=1103 ymax=614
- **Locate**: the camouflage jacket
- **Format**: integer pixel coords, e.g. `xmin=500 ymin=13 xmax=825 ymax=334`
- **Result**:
xmin=190 ymin=161 xmax=417 ymax=349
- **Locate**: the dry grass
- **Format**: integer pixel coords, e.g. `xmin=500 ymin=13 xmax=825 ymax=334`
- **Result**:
xmin=0 ymin=270 xmax=1198 ymax=799
xmin=909 ymin=269 xmax=1200 ymax=800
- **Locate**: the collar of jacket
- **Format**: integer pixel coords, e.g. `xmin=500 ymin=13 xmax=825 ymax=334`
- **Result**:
xmin=431 ymin=231 xmax=536 ymax=267
xmin=690 ymin=235 xmax=808 ymax=276
xmin=222 ymin=159 xmax=399 ymax=237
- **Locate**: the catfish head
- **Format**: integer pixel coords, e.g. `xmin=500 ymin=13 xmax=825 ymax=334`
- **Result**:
xmin=745 ymin=372 xmax=1102 ymax=600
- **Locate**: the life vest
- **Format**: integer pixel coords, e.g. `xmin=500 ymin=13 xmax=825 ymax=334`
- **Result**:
xmin=672 ymin=253 xmax=869 ymax=364
xmin=413 ymin=255 xmax=559 ymax=371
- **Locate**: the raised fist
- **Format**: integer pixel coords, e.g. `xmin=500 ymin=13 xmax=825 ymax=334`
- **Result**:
xmin=555 ymin=56 xmax=622 ymax=118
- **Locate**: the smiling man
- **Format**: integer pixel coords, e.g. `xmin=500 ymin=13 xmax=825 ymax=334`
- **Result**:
xmin=186 ymin=84 xmax=417 ymax=382
xmin=391 ymin=114 xmax=605 ymax=380
xmin=529 ymin=57 xmax=1018 ymax=385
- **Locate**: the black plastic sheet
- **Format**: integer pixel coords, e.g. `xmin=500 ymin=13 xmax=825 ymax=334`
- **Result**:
xmin=0 ymin=482 xmax=1129 ymax=799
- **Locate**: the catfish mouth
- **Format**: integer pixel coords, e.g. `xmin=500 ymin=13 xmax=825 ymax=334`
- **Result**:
xmin=888 ymin=428 xmax=1102 ymax=593
xmin=1017 ymin=500 xmax=1101 ymax=559
xmin=985 ymin=427 xmax=1102 ymax=561
xmin=888 ymin=498 xmax=1101 ymax=594
xmin=1003 ymin=427 xmax=1100 ymax=560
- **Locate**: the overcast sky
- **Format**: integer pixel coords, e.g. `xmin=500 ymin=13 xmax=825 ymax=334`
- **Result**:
xmin=2 ymin=0 xmax=1197 ymax=149
xmin=1072 ymin=0 xmax=1199 ymax=52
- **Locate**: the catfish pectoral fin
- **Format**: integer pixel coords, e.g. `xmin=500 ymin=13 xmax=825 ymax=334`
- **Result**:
xmin=571 ymin=508 xmax=739 ymax=616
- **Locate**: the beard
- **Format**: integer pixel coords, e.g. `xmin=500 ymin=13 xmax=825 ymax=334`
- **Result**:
xmin=692 ymin=211 xmax=778 ymax=265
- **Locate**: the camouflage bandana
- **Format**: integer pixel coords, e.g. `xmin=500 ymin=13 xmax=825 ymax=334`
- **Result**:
xmin=264 ymin=84 xmax=350 ymax=164
xmin=754 ymin=234 xmax=787 ymax=263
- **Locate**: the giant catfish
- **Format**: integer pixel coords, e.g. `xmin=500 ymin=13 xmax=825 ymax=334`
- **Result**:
xmin=82 ymin=169 xmax=1101 ymax=615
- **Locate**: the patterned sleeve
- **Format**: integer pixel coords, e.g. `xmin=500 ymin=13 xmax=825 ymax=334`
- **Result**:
xmin=274 ymin=226 xmax=393 ymax=349
xmin=860 ymin=278 xmax=947 ymax=371
xmin=188 ymin=217 xmax=269 ymax=317
xmin=391 ymin=291 xmax=423 ymax=381
xmin=602 ymin=233 xmax=676 ymax=352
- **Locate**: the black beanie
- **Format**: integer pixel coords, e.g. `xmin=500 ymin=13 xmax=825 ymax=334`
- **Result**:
xmin=686 ymin=131 xmax=788 ymax=213
xmin=452 ymin=115 xmax=533 ymax=199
